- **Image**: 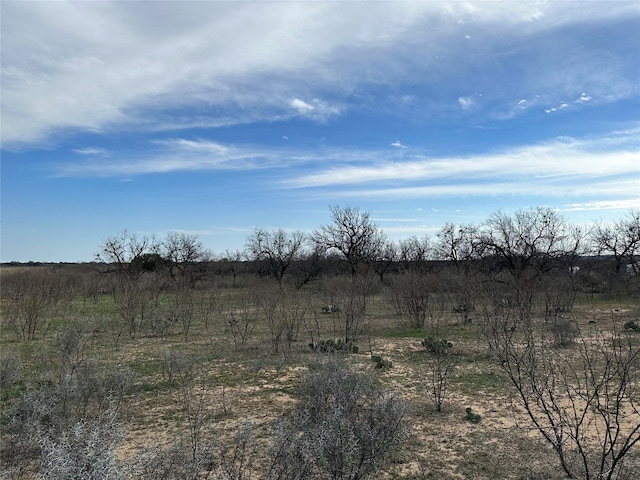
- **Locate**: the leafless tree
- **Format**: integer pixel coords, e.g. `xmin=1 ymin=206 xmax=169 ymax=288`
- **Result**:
xmin=96 ymin=231 xmax=163 ymax=339
xmin=435 ymin=222 xmax=479 ymax=266
xmin=372 ymin=240 xmax=398 ymax=283
xmin=477 ymin=208 xmax=583 ymax=331
xmin=434 ymin=223 xmax=482 ymax=326
xmin=222 ymin=249 xmax=245 ymax=287
xmin=96 ymin=230 xmax=160 ymax=282
xmin=591 ymin=209 xmax=640 ymax=295
xmin=246 ymin=228 xmax=307 ymax=285
xmin=397 ymin=234 xmax=432 ymax=273
xmin=162 ymin=231 xmax=210 ymax=288
xmin=482 ymin=316 xmax=640 ymax=480
xmin=313 ymin=206 xmax=387 ymax=277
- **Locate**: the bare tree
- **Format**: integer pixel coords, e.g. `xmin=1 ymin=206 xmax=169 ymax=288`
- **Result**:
xmin=397 ymin=234 xmax=432 ymax=273
xmin=435 ymin=222 xmax=479 ymax=266
xmin=313 ymin=206 xmax=387 ymax=277
xmin=221 ymin=250 xmax=244 ymax=288
xmin=482 ymin=316 xmax=640 ymax=480
xmin=435 ymin=223 xmax=481 ymax=326
xmin=246 ymin=228 xmax=307 ymax=285
xmin=477 ymin=208 xmax=582 ymax=331
xmin=96 ymin=231 xmax=162 ymax=339
xmin=96 ymin=230 xmax=160 ymax=282
xmin=162 ymin=232 xmax=210 ymax=288
xmin=591 ymin=209 xmax=640 ymax=293
xmin=371 ymin=240 xmax=398 ymax=283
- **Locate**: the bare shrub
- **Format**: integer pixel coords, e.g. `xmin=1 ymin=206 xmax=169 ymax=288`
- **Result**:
xmin=129 ymin=438 xmax=216 ymax=480
xmin=277 ymin=291 xmax=308 ymax=358
xmin=225 ymin=295 xmax=257 ymax=350
xmin=483 ymin=319 xmax=640 ymax=480
xmin=1 ymin=330 xmax=132 ymax=478
xmin=166 ymin=287 xmax=197 ymax=341
xmin=162 ymin=350 xmax=198 ymax=386
xmin=218 ymin=422 xmax=258 ymax=480
xmin=266 ymin=359 xmax=407 ymax=479
xmin=162 ymin=349 xmax=213 ymax=463
xmin=2 ymin=269 xmax=62 ymax=340
xmin=198 ymin=288 xmax=221 ymax=330
xmin=421 ymin=336 xmax=458 ymax=412
xmin=38 ymin=409 xmax=123 ymax=480
xmin=542 ymin=272 xmax=578 ymax=323
xmin=548 ymin=317 xmax=580 ymax=347
xmin=325 ymin=276 xmax=371 ymax=343
xmin=389 ymin=272 xmax=430 ymax=328
xmin=256 ymin=285 xmax=283 ymax=354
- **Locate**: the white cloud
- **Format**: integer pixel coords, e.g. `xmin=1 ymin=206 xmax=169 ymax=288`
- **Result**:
xmin=55 ymin=128 xmax=640 ymax=182
xmin=285 ymin=133 xmax=640 ymax=189
xmin=290 ymin=99 xmax=315 ymax=115
xmin=560 ymin=199 xmax=640 ymax=211
xmin=73 ymin=147 xmax=109 ymax=156
xmin=2 ymin=1 xmax=637 ymax=148
xmin=458 ymin=96 xmax=474 ymax=110
xmin=390 ymin=140 xmax=407 ymax=149
xmin=330 ymin=178 xmax=640 ymax=201
xmin=577 ymin=92 xmax=592 ymax=103
xmin=280 ymin=129 xmax=640 ymax=206
xmin=289 ymin=98 xmax=342 ymax=122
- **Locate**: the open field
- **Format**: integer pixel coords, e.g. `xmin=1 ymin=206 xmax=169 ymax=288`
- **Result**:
xmin=1 ymin=263 xmax=639 ymax=479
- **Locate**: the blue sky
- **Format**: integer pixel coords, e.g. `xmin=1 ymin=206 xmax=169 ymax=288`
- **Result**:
xmin=1 ymin=1 xmax=639 ymax=262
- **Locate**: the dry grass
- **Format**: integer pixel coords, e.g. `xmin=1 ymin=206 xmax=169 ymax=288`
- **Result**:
xmin=1 ymin=269 xmax=639 ymax=479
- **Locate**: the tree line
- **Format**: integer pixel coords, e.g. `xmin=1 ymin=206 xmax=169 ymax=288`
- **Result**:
xmin=94 ymin=206 xmax=639 ymax=283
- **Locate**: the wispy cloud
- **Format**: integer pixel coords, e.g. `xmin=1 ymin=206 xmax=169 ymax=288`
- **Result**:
xmin=2 ymin=1 xmax=638 ymax=148
xmin=390 ymin=140 xmax=407 ymax=149
xmin=73 ymin=147 xmax=109 ymax=156
xmin=55 ymin=129 xmax=640 ymax=209
xmin=284 ymin=129 xmax=640 ymax=189
xmin=289 ymin=98 xmax=343 ymax=122
xmin=56 ymin=139 xmax=281 ymax=177
xmin=560 ymin=199 xmax=640 ymax=211
xmin=330 ymin=178 xmax=639 ymax=201
xmin=458 ymin=96 xmax=475 ymax=110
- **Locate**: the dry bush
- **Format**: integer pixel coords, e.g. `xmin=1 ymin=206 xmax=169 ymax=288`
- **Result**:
xmin=483 ymin=316 xmax=640 ymax=480
xmin=2 ymin=268 xmax=66 ymax=340
xmin=266 ymin=359 xmax=407 ymax=479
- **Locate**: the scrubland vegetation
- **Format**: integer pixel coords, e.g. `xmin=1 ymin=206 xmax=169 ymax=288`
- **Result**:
xmin=1 ymin=206 xmax=639 ymax=479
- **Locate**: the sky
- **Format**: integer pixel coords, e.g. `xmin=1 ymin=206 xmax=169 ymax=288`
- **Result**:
xmin=1 ymin=1 xmax=639 ymax=263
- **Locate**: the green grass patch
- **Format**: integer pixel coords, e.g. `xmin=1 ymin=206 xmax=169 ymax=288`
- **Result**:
xmin=452 ymin=371 xmax=504 ymax=394
xmin=128 ymin=359 xmax=162 ymax=376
